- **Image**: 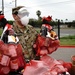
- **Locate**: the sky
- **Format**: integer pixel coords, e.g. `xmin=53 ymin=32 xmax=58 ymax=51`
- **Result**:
xmin=0 ymin=0 xmax=75 ymax=21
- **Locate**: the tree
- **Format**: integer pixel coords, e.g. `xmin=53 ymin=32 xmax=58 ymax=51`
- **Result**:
xmin=65 ymin=19 xmax=68 ymax=21
xmin=36 ymin=10 xmax=41 ymax=20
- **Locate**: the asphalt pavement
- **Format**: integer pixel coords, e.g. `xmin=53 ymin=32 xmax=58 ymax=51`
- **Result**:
xmin=50 ymin=46 xmax=75 ymax=62
xmin=54 ymin=29 xmax=75 ymax=37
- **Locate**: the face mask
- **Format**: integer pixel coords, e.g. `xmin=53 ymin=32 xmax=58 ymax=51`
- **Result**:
xmin=20 ymin=16 xmax=29 ymax=26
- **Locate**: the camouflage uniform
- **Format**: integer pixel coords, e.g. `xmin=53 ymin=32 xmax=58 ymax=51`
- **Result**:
xmin=13 ymin=22 xmax=38 ymax=61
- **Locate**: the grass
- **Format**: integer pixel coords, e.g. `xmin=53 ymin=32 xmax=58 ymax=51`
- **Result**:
xmin=0 ymin=28 xmax=3 ymax=35
xmin=60 ymin=35 xmax=75 ymax=46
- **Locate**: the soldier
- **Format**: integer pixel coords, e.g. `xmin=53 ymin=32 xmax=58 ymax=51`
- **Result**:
xmin=12 ymin=6 xmax=38 ymax=62
xmin=41 ymin=16 xmax=60 ymax=53
xmin=41 ymin=16 xmax=58 ymax=40
xmin=0 ymin=11 xmax=8 ymax=29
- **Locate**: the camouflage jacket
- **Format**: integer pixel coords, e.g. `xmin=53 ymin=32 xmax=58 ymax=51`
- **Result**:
xmin=13 ymin=22 xmax=38 ymax=60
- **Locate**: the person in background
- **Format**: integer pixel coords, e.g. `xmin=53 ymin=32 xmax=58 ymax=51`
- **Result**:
xmin=0 ymin=11 xmax=12 ymax=42
xmin=41 ymin=16 xmax=60 ymax=51
xmin=12 ymin=6 xmax=38 ymax=62
xmin=0 ymin=11 xmax=26 ymax=75
xmin=41 ymin=16 xmax=58 ymax=40
xmin=4 ymin=28 xmax=19 ymax=44
xmin=0 ymin=11 xmax=14 ymax=43
xmin=0 ymin=11 xmax=8 ymax=29
xmin=33 ymin=16 xmax=60 ymax=57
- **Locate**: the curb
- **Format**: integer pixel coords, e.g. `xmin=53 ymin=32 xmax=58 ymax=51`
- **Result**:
xmin=59 ymin=46 xmax=75 ymax=48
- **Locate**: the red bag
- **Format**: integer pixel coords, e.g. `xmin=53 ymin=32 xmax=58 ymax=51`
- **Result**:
xmin=34 ymin=35 xmax=60 ymax=56
xmin=1 ymin=66 xmax=10 ymax=74
xmin=8 ymin=45 xmax=17 ymax=57
xmin=0 ymin=41 xmax=9 ymax=55
xmin=18 ymin=55 xmax=26 ymax=69
xmin=23 ymin=60 xmax=49 ymax=75
xmin=34 ymin=35 xmax=49 ymax=56
xmin=10 ymin=55 xmax=25 ymax=70
xmin=23 ymin=55 xmax=67 ymax=75
xmin=63 ymin=62 xmax=72 ymax=72
xmin=0 ymin=55 xmax=10 ymax=66
xmin=10 ymin=59 xmax=19 ymax=70
xmin=0 ymin=40 xmax=25 ymax=74
xmin=16 ymin=44 xmax=23 ymax=56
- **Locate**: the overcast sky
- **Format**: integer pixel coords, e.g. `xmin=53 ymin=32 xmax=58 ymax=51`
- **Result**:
xmin=0 ymin=0 xmax=75 ymax=21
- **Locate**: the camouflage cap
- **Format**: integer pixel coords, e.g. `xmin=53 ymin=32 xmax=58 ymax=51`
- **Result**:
xmin=18 ymin=7 xmax=29 ymax=18
xmin=12 ymin=6 xmax=24 ymax=15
